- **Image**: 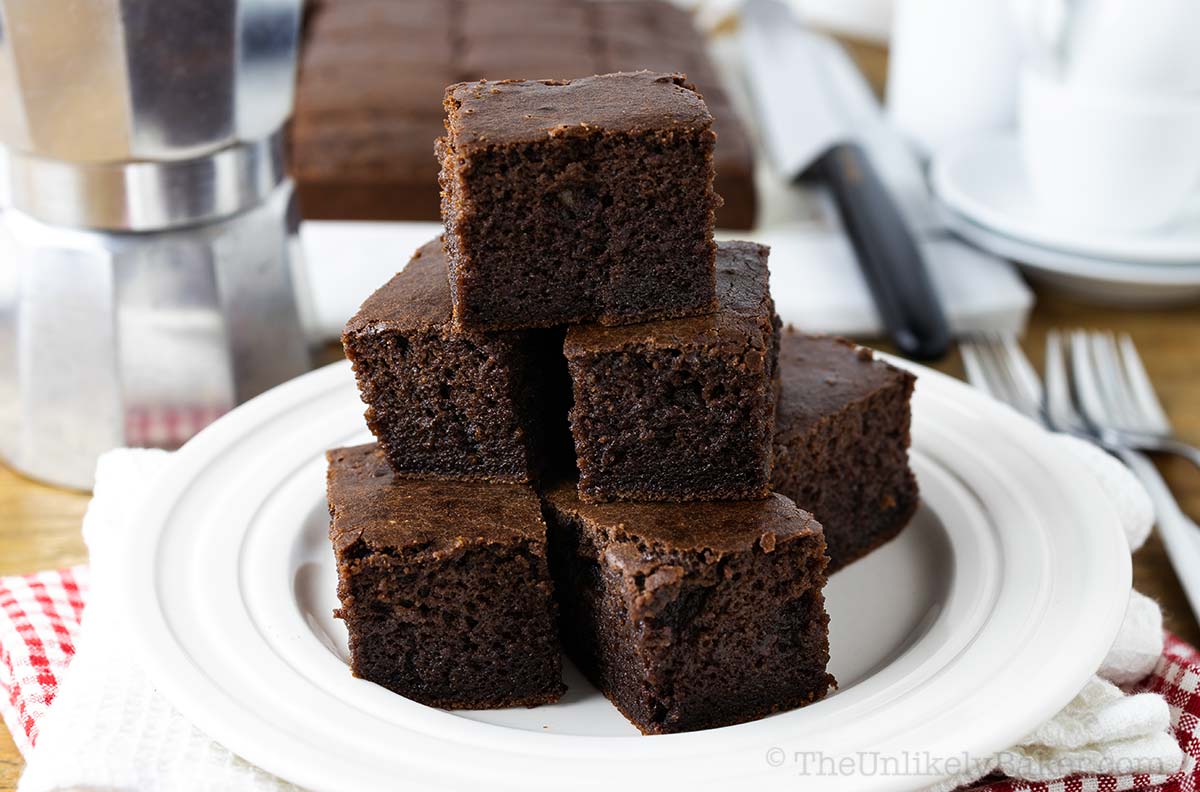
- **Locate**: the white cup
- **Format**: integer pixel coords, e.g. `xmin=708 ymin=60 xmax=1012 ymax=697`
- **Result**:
xmin=1019 ymin=67 xmax=1200 ymax=233
xmin=1064 ymin=0 xmax=1200 ymax=95
xmin=887 ymin=0 xmax=1023 ymax=156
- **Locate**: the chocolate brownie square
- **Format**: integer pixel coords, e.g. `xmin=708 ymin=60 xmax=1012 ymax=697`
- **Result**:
xmin=459 ymin=0 xmax=590 ymax=37
xmin=542 ymin=482 xmax=833 ymax=734
xmin=342 ymin=238 xmax=569 ymax=483
xmin=438 ymin=71 xmax=720 ymax=331
xmin=293 ymin=12 xmax=453 ymax=221
xmin=292 ymin=112 xmax=444 ymax=178
xmin=564 ymin=241 xmax=779 ymax=502
xmin=328 ymin=444 xmax=565 ymax=708
xmin=594 ymin=2 xmax=758 ymax=230
xmin=772 ymin=333 xmax=918 ymax=571
xmin=313 ymin=0 xmax=452 ymax=33
xmin=459 ymin=36 xmax=602 ymax=82
xmin=709 ymin=121 xmax=758 ymax=231
xmin=594 ymin=0 xmax=705 ymax=49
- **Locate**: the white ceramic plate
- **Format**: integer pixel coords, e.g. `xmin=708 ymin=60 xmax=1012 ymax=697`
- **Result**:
xmin=115 ymin=359 xmax=1131 ymax=792
xmin=940 ymin=208 xmax=1200 ymax=307
xmin=931 ymin=135 xmax=1200 ymax=266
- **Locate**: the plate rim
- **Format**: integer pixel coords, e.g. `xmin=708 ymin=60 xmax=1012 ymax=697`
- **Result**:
xmin=112 ymin=357 xmax=1133 ymax=791
xmin=931 ymin=134 xmax=1200 ymax=266
xmin=940 ymin=207 xmax=1200 ymax=306
xmin=942 ymin=208 xmax=1200 ymax=287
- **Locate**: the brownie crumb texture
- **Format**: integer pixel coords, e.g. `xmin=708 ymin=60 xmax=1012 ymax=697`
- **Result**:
xmin=543 ymin=483 xmax=834 ymax=734
xmin=772 ymin=333 xmax=918 ymax=571
xmin=342 ymin=239 xmax=570 ymax=484
xmin=328 ymin=444 xmax=565 ymax=708
xmin=439 ymin=72 xmax=720 ymax=331
xmin=564 ymin=240 xmax=780 ymax=503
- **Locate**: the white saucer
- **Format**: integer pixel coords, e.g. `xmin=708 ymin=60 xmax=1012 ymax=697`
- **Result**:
xmin=931 ymin=135 xmax=1200 ymax=266
xmin=941 ymin=208 xmax=1200 ymax=306
xmin=113 ymin=360 xmax=1131 ymax=792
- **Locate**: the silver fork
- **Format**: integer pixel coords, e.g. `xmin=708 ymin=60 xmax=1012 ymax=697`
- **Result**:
xmin=1063 ymin=331 xmax=1200 ymax=469
xmin=961 ymin=332 xmax=1200 ymax=623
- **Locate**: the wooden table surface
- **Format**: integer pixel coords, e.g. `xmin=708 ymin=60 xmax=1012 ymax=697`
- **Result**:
xmin=2 ymin=35 xmax=1199 ymax=792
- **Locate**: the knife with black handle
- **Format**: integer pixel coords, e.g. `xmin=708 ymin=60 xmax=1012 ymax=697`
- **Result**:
xmin=741 ymin=0 xmax=951 ymax=361
xmin=812 ymin=143 xmax=950 ymax=360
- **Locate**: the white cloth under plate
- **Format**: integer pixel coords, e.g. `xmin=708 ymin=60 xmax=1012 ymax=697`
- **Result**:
xmin=924 ymin=666 xmax=1181 ymax=791
xmin=16 ymin=450 xmax=298 ymax=792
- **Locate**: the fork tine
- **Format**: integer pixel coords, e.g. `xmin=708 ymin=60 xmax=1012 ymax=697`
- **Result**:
xmin=1069 ymin=329 xmax=1110 ymax=430
xmin=1117 ymin=334 xmax=1172 ymax=434
xmin=962 ymin=337 xmax=1012 ymax=406
xmin=1044 ymin=330 xmax=1080 ymax=432
xmin=1102 ymin=331 xmax=1147 ymax=431
xmin=975 ymin=337 xmax=1017 ymax=409
xmin=960 ymin=340 xmax=997 ymax=399
xmin=974 ymin=336 xmax=1012 ymax=405
xmin=998 ymin=334 xmax=1043 ymax=414
xmin=1087 ymin=331 xmax=1140 ymax=430
xmin=963 ymin=334 xmax=1042 ymax=420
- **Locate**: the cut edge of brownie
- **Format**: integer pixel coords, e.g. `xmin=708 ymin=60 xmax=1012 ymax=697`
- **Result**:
xmin=327 ymin=444 xmax=566 ymax=709
xmin=438 ymin=71 xmax=720 ymax=332
xmin=342 ymin=238 xmax=567 ymax=484
xmin=563 ymin=240 xmax=779 ymax=503
xmin=542 ymin=483 xmax=834 ymax=734
xmin=771 ymin=333 xmax=918 ymax=572
xmin=831 ymin=475 xmax=918 ymax=570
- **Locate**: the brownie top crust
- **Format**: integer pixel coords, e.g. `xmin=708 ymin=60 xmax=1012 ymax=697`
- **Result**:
xmin=543 ymin=480 xmax=819 ymax=555
xmin=777 ymin=333 xmax=915 ymax=435
xmin=564 ymin=240 xmax=771 ymax=355
xmin=327 ymin=444 xmax=545 ymax=554
xmin=443 ymin=71 xmax=712 ymax=150
xmin=344 ymin=238 xmax=448 ymax=335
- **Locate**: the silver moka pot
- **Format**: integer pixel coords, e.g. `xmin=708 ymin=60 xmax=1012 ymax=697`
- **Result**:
xmin=0 ymin=0 xmax=311 ymax=489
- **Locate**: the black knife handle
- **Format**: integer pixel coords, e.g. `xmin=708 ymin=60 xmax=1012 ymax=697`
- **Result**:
xmin=815 ymin=142 xmax=950 ymax=361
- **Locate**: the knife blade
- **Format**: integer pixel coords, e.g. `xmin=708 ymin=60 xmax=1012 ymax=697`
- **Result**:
xmin=740 ymin=0 xmax=951 ymax=360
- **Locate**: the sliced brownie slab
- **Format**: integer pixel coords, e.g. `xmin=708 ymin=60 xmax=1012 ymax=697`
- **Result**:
xmin=772 ymin=333 xmax=918 ymax=572
xmin=542 ymin=481 xmax=833 ymax=734
xmin=342 ymin=238 xmax=569 ymax=483
xmin=438 ymin=71 xmax=720 ymax=331
xmin=327 ymin=443 xmax=565 ymax=708
xmin=564 ymin=240 xmax=780 ymax=502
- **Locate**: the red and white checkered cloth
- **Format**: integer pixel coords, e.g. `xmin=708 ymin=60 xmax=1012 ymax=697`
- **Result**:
xmin=1 ymin=566 xmax=1199 ymax=790
xmin=964 ymin=630 xmax=1200 ymax=792
xmin=0 ymin=566 xmax=88 ymax=757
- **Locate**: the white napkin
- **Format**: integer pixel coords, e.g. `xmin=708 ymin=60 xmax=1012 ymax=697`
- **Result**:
xmin=16 ymin=450 xmax=298 ymax=792
xmin=922 ymin=591 xmax=1179 ymax=791
xmin=17 ymin=436 xmax=1178 ymax=791
xmin=993 ymin=673 xmax=1182 ymax=782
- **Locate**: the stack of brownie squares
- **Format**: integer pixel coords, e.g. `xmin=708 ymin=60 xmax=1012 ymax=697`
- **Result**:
xmin=327 ymin=71 xmax=918 ymax=735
